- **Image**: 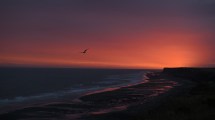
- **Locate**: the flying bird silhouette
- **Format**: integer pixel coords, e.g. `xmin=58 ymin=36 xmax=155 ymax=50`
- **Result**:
xmin=81 ymin=49 xmax=88 ymax=54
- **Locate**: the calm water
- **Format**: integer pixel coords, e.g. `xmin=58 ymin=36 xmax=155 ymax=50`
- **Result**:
xmin=0 ymin=67 xmax=154 ymax=106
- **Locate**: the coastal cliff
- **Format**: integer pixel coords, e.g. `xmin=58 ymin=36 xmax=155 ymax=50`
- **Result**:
xmin=163 ymin=67 xmax=215 ymax=82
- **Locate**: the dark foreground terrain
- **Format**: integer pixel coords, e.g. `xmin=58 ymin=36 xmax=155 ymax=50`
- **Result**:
xmin=89 ymin=68 xmax=215 ymax=120
xmin=0 ymin=68 xmax=215 ymax=120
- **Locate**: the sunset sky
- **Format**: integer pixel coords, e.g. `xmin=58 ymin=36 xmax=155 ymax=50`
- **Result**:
xmin=0 ymin=0 xmax=215 ymax=68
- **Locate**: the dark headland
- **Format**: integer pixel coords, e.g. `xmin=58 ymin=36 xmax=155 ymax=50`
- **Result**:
xmin=0 ymin=68 xmax=215 ymax=120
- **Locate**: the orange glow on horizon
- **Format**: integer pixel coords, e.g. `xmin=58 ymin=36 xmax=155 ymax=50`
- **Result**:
xmin=1 ymin=0 xmax=215 ymax=69
xmin=0 ymin=30 xmax=212 ymax=69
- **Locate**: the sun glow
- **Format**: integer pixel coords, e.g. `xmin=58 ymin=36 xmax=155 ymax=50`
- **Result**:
xmin=0 ymin=27 xmax=212 ymax=69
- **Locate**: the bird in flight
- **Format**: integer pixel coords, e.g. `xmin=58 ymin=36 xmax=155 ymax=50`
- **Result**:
xmin=81 ymin=49 xmax=89 ymax=54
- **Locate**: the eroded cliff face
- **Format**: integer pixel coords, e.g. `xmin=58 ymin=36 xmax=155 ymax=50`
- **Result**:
xmin=162 ymin=68 xmax=215 ymax=82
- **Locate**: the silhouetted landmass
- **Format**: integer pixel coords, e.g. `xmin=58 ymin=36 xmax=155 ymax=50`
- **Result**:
xmin=123 ymin=68 xmax=215 ymax=120
xmin=163 ymin=67 xmax=215 ymax=82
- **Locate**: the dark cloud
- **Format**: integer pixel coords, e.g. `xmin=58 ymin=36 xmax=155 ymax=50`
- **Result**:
xmin=1 ymin=0 xmax=214 ymax=34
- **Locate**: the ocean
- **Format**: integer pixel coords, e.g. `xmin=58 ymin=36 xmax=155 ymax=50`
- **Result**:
xmin=0 ymin=67 xmax=154 ymax=109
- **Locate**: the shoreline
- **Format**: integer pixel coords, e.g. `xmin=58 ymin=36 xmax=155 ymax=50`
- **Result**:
xmin=85 ymin=68 xmax=215 ymax=120
xmin=0 ymin=71 xmax=149 ymax=115
xmin=0 ymin=71 xmax=189 ymax=120
xmin=81 ymin=72 xmax=194 ymax=120
xmin=80 ymin=71 xmax=150 ymax=97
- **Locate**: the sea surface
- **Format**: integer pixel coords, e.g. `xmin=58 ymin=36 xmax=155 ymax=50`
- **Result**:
xmin=0 ymin=67 xmax=155 ymax=110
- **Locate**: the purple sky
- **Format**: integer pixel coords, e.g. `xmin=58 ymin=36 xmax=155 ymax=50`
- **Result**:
xmin=0 ymin=0 xmax=215 ymax=68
